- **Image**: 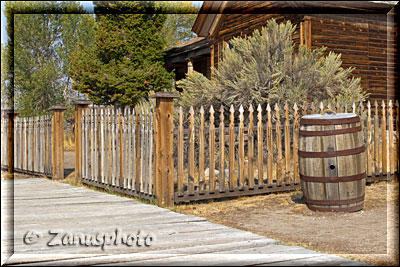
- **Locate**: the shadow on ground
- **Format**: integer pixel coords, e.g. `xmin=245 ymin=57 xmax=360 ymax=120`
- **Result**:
xmin=290 ymin=192 xmax=305 ymax=204
xmin=64 ymin=168 xmax=74 ymax=178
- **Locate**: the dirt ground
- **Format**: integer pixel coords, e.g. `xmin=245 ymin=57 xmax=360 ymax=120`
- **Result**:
xmin=64 ymin=151 xmax=76 ymax=176
xmin=2 ymin=148 xmax=399 ymax=266
xmin=173 ymin=179 xmax=399 ymax=266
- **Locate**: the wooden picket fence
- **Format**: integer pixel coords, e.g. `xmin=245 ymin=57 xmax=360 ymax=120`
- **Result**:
xmin=1 ymin=114 xmax=53 ymax=177
xmin=76 ymin=97 xmax=398 ymax=205
xmin=174 ymin=100 xmax=399 ymax=203
xmin=80 ymin=105 xmax=155 ymax=200
xmin=1 ymin=114 xmax=10 ymax=169
xmin=1 ymin=107 xmax=65 ymax=179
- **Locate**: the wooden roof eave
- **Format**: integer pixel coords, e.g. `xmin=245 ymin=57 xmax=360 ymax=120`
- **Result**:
xmin=164 ymin=46 xmax=211 ymax=66
xmin=164 ymin=38 xmax=211 ymax=66
xmin=191 ymin=1 xmax=216 ymax=35
xmin=192 ymin=1 xmax=228 ymax=37
xmin=165 ymin=38 xmax=210 ymax=58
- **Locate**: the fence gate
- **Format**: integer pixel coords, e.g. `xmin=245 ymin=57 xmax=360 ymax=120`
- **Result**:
xmin=80 ymin=104 xmax=155 ymax=201
xmin=1 ymin=107 xmax=66 ymax=179
xmin=14 ymin=115 xmax=53 ymax=177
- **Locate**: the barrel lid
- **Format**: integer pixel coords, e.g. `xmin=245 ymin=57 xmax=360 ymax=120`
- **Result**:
xmin=300 ymin=113 xmax=359 ymax=125
xmin=301 ymin=113 xmax=357 ymax=120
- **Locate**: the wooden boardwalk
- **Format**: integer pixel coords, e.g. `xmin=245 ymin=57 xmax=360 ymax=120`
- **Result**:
xmin=2 ymin=178 xmax=369 ymax=266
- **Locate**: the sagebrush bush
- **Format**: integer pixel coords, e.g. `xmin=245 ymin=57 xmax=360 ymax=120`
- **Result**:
xmin=176 ymin=19 xmax=368 ymax=117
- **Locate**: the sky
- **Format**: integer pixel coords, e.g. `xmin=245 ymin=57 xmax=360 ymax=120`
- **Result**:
xmin=1 ymin=1 xmax=203 ymax=45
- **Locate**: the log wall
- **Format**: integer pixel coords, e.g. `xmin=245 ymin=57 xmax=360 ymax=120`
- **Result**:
xmin=209 ymin=10 xmax=398 ymax=103
xmin=310 ymin=14 xmax=398 ymax=102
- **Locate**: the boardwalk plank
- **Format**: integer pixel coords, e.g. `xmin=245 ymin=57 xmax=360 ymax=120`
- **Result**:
xmin=2 ymin=178 xmax=367 ymax=266
xmin=104 ymin=253 xmax=324 ymax=266
xmin=12 ymin=239 xmax=281 ymax=266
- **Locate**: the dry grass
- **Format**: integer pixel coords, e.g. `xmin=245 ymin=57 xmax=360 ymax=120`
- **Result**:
xmin=62 ymin=170 xmax=81 ymax=187
xmin=59 ymin=171 xmax=157 ymax=205
xmin=64 ymin=131 xmax=75 ymax=151
xmin=173 ymin=177 xmax=397 ymax=213
xmin=1 ymin=170 xmax=47 ymax=181
xmin=1 ymin=171 xmax=14 ymax=180
xmin=173 ymin=190 xmax=300 ymax=216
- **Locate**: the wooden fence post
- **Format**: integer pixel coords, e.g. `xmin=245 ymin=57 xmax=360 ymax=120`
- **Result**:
xmin=151 ymin=92 xmax=179 ymax=207
xmin=5 ymin=108 xmax=19 ymax=175
xmin=50 ymin=106 xmax=66 ymax=180
xmin=73 ymin=100 xmax=92 ymax=182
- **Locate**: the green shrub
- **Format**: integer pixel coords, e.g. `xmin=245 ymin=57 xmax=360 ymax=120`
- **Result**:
xmin=176 ymin=19 xmax=368 ymax=116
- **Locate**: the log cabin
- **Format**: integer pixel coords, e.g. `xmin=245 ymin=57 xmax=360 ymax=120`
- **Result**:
xmin=164 ymin=1 xmax=398 ymax=102
xmin=164 ymin=36 xmax=211 ymax=89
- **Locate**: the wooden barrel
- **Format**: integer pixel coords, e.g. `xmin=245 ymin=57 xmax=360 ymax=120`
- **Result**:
xmin=299 ymin=113 xmax=366 ymax=212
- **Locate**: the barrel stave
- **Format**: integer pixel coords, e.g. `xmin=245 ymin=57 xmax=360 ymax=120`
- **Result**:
xmin=336 ymin=122 xmax=363 ymax=210
xmin=299 ymin=124 xmax=325 ymax=208
xmin=322 ymin=124 xmax=340 ymax=210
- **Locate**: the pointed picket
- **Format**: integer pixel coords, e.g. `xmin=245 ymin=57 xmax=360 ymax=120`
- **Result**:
xmin=248 ymin=104 xmax=255 ymax=189
xmin=275 ymin=103 xmax=282 ymax=186
xmin=257 ymin=104 xmax=263 ymax=187
xmin=219 ymin=105 xmax=225 ymax=192
xmin=209 ymin=105 xmax=216 ymax=192
xmin=229 ymin=105 xmax=236 ymax=190
xmin=188 ymin=106 xmax=195 ymax=194
xmin=199 ymin=106 xmax=205 ymax=192
xmin=266 ymin=104 xmax=273 ymax=186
